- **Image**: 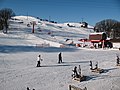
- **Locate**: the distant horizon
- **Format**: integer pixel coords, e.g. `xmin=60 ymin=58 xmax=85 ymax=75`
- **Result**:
xmin=0 ymin=0 xmax=120 ymax=26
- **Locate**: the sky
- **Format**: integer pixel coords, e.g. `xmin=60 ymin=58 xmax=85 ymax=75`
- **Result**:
xmin=0 ymin=0 xmax=120 ymax=25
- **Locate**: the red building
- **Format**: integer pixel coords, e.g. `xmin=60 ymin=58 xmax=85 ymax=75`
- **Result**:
xmin=89 ymin=32 xmax=112 ymax=48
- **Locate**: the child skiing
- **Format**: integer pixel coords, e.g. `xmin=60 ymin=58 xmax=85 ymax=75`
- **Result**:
xmin=36 ymin=55 xmax=43 ymax=67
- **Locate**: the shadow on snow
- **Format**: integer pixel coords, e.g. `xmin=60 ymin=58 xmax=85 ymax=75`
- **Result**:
xmin=0 ymin=45 xmax=78 ymax=53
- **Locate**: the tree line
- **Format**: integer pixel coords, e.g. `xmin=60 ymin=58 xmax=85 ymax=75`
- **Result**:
xmin=0 ymin=8 xmax=15 ymax=33
xmin=94 ymin=19 xmax=120 ymax=39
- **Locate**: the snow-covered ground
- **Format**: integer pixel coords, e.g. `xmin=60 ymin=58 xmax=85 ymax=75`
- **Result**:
xmin=0 ymin=16 xmax=120 ymax=90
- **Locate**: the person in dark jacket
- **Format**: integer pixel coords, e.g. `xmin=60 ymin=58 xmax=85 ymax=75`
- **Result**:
xmin=27 ymin=87 xmax=30 ymax=90
xmin=95 ymin=61 xmax=98 ymax=69
xmin=90 ymin=61 xmax=93 ymax=70
xmin=58 ymin=52 xmax=62 ymax=63
xmin=72 ymin=66 xmax=79 ymax=78
xmin=116 ymin=55 xmax=120 ymax=65
xmin=78 ymin=65 xmax=81 ymax=77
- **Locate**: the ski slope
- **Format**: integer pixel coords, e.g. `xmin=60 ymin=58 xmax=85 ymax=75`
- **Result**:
xmin=0 ymin=16 xmax=120 ymax=90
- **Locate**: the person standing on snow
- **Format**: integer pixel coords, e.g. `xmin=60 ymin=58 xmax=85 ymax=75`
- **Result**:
xmin=27 ymin=87 xmax=30 ymax=90
xmin=78 ymin=65 xmax=81 ymax=77
xmin=72 ymin=66 xmax=79 ymax=78
xmin=89 ymin=61 xmax=93 ymax=70
xmin=58 ymin=52 xmax=62 ymax=63
xmin=116 ymin=55 xmax=120 ymax=65
xmin=95 ymin=61 xmax=98 ymax=69
xmin=36 ymin=55 xmax=43 ymax=67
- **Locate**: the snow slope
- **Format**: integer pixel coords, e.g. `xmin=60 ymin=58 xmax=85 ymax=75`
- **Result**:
xmin=0 ymin=16 xmax=120 ymax=90
xmin=9 ymin=16 xmax=94 ymax=47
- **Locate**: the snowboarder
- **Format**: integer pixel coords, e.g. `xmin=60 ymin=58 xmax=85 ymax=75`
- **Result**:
xmin=116 ymin=55 xmax=120 ymax=65
xmin=72 ymin=66 xmax=79 ymax=78
xmin=36 ymin=55 xmax=43 ymax=67
xmin=58 ymin=52 xmax=62 ymax=63
xmin=89 ymin=61 xmax=93 ymax=70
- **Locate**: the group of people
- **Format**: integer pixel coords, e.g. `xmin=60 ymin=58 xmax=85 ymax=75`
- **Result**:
xmin=36 ymin=52 xmax=62 ymax=67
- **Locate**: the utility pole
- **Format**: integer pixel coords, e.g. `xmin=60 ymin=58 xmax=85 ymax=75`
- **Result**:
xmin=32 ymin=21 xmax=36 ymax=33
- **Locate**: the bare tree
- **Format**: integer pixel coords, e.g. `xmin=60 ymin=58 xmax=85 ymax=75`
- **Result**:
xmin=0 ymin=8 xmax=15 ymax=33
xmin=94 ymin=19 xmax=120 ymax=39
xmin=0 ymin=17 xmax=3 ymax=30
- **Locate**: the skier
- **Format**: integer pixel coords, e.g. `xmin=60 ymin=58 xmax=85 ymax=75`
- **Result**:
xmin=116 ymin=55 xmax=120 ymax=65
xmin=89 ymin=61 xmax=93 ymax=70
xmin=36 ymin=55 xmax=43 ymax=67
xmin=58 ymin=52 xmax=62 ymax=63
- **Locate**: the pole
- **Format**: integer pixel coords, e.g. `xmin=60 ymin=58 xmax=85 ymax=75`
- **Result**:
xmin=32 ymin=22 xmax=34 ymax=33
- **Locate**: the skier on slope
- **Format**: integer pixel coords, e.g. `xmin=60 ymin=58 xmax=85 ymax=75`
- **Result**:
xmin=116 ymin=55 xmax=120 ymax=65
xmin=58 ymin=52 xmax=62 ymax=63
xmin=36 ymin=55 xmax=43 ymax=67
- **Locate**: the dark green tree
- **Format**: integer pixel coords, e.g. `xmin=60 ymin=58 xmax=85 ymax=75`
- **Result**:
xmin=0 ymin=8 xmax=15 ymax=33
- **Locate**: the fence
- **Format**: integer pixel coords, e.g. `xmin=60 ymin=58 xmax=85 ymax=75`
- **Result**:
xmin=69 ymin=85 xmax=87 ymax=90
xmin=36 ymin=43 xmax=50 ymax=48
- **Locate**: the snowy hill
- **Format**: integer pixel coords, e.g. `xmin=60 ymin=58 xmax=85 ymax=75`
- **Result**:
xmin=0 ymin=15 xmax=120 ymax=90
xmin=9 ymin=15 xmax=94 ymax=47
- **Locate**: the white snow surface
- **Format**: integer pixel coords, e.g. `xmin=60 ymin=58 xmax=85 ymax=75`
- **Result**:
xmin=0 ymin=16 xmax=120 ymax=90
